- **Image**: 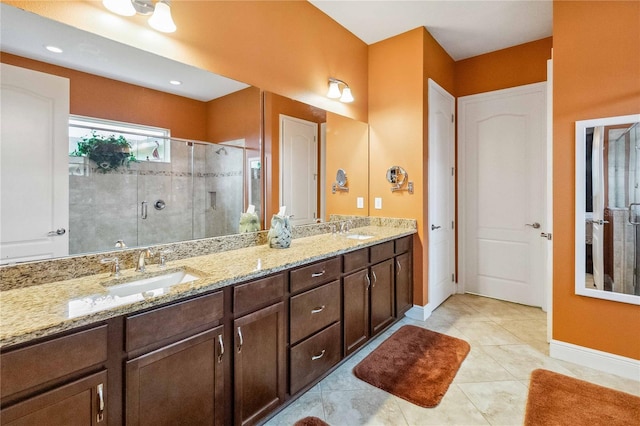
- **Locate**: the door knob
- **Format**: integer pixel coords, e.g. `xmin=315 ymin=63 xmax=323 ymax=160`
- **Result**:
xmin=47 ymin=228 xmax=66 ymax=236
xmin=525 ymin=222 xmax=541 ymax=229
xmin=431 ymin=224 xmax=441 ymax=231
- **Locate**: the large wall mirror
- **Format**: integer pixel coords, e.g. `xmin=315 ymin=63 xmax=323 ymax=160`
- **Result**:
xmin=0 ymin=3 xmax=369 ymax=265
xmin=575 ymin=113 xmax=640 ymax=305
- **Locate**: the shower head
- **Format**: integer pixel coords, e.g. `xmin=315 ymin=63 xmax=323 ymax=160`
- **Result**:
xmin=215 ymin=147 xmax=228 ymax=155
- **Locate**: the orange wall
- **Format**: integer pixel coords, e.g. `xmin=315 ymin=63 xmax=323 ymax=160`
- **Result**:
xmin=553 ymin=1 xmax=640 ymax=359
xmin=368 ymin=27 xmax=455 ymax=306
xmin=1 ymin=53 xmax=208 ymax=140
xmin=206 ymin=86 xmax=261 ymax=150
xmin=263 ymin=92 xmax=326 ymax=221
xmin=456 ymin=37 xmax=553 ymax=97
xmin=4 ymin=0 xmax=368 ymax=122
xmin=324 ymin=112 xmax=369 ymax=219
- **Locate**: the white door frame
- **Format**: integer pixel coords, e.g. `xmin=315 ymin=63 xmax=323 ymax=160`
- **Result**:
xmin=428 ymin=78 xmax=456 ymax=307
xmin=546 ymin=57 xmax=554 ymax=340
xmin=458 ymin=82 xmax=550 ymax=311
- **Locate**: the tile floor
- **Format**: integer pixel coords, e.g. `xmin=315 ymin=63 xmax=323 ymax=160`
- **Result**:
xmin=265 ymin=293 xmax=640 ymax=426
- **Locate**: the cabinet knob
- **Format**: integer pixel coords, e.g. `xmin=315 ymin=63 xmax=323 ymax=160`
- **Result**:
xmin=96 ymin=383 xmax=105 ymax=423
xmin=237 ymin=327 xmax=244 ymax=353
xmin=217 ymin=334 xmax=224 ymax=363
xmin=311 ymin=349 xmax=326 ymax=361
xmin=311 ymin=305 xmax=325 ymax=314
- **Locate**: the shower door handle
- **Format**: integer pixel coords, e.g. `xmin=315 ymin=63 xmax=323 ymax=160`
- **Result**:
xmin=629 ymin=203 xmax=640 ymax=225
xmin=141 ymin=201 xmax=148 ymax=219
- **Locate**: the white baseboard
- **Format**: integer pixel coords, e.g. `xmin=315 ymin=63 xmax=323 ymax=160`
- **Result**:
xmin=404 ymin=303 xmax=435 ymax=322
xmin=550 ymin=339 xmax=640 ymax=381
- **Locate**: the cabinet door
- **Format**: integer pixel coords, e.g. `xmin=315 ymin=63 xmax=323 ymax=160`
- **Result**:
xmin=343 ymin=269 xmax=370 ymax=356
xmin=1 ymin=370 xmax=107 ymax=426
xmin=370 ymin=259 xmax=395 ymax=336
xmin=126 ymin=327 xmax=225 ymax=426
xmin=395 ymin=252 xmax=413 ymax=317
xmin=234 ymin=302 xmax=286 ymax=426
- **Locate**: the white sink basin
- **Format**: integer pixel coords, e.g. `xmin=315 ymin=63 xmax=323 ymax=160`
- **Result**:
xmin=346 ymin=234 xmax=374 ymax=240
xmin=68 ymin=269 xmax=203 ymax=318
xmin=106 ymin=270 xmax=201 ymax=298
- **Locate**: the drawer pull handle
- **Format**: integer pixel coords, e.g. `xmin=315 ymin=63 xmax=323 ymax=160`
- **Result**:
xmin=365 ymin=273 xmax=371 ymax=290
xmin=311 ymin=305 xmax=326 ymax=314
xmin=96 ymin=383 xmax=105 ymax=423
xmin=237 ymin=327 xmax=244 ymax=353
xmin=218 ymin=334 xmax=224 ymax=363
xmin=311 ymin=270 xmax=326 ymax=278
xmin=311 ymin=349 xmax=326 ymax=361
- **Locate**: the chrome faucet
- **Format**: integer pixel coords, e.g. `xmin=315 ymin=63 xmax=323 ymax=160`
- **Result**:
xmin=340 ymin=220 xmax=352 ymax=234
xmin=136 ymin=248 xmax=154 ymax=273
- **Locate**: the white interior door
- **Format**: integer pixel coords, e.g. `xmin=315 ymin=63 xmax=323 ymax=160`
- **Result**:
xmin=1 ymin=64 xmax=69 ymax=264
xmin=428 ymin=79 xmax=456 ymax=309
xmin=280 ymin=115 xmax=317 ymax=225
xmin=591 ymin=126 xmax=605 ymax=290
xmin=459 ymin=83 xmax=547 ymax=307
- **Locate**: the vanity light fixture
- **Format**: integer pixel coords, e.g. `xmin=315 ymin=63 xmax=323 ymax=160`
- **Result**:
xmin=327 ymin=78 xmax=354 ymax=103
xmin=103 ymin=0 xmax=177 ymax=33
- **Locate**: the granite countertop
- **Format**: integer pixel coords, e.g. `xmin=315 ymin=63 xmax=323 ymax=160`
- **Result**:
xmin=0 ymin=225 xmax=415 ymax=349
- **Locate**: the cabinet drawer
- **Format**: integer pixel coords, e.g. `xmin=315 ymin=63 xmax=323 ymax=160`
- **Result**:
xmin=395 ymin=236 xmax=411 ymax=254
xmin=1 ymin=325 xmax=108 ymax=399
xmin=290 ymin=257 xmax=341 ymax=293
xmin=370 ymin=241 xmax=394 ymax=264
xmin=126 ymin=291 xmax=223 ymax=353
xmin=290 ymin=280 xmax=341 ymax=344
xmin=290 ymin=322 xmax=341 ymax=395
xmin=343 ymin=248 xmax=368 ymax=273
xmin=234 ymin=273 xmax=285 ymax=314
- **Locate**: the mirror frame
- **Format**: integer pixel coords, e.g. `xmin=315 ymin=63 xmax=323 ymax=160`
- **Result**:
xmin=574 ymin=113 xmax=640 ymax=305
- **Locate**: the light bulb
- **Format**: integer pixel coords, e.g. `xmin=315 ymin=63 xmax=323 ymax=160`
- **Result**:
xmin=148 ymin=1 xmax=177 ymax=33
xmin=103 ymin=0 xmax=136 ymax=16
xmin=340 ymin=87 xmax=354 ymax=103
xmin=327 ymin=80 xmax=341 ymax=99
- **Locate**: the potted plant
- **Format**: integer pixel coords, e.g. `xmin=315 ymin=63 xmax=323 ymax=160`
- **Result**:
xmin=71 ymin=131 xmax=136 ymax=173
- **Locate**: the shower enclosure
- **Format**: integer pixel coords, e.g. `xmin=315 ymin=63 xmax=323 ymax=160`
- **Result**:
xmin=586 ymin=121 xmax=640 ymax=295
xmin=69 ymin=126 xmax=248 ymax=255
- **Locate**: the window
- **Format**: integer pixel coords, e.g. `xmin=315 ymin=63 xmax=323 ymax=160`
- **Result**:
xmin=69 ymin=115 xmax=171 ymax=163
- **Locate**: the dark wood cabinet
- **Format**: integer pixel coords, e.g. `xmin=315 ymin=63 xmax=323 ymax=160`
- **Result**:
xmin=125 ymin=327 xmax=224 ymax=426
xmin=1 ymin=370 xmax=107 ymax=426
xmin=1 ymin=233 xmax=413 ymax=426
xmin=343 ymin=239 xmax=410 ymax=356
xmin=395 ymin=251 xmax=413 ymax=317
xmin=370 ymin=259 xmax=395 ymax=336
xmin=234 ymin=302 xmax=286 ymax=426
xmin=343 ymin=268 xmax=370 ymax=356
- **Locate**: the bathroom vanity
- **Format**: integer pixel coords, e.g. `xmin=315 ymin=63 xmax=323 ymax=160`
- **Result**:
xmin=0 ymin=224 xmax=414 ymax=426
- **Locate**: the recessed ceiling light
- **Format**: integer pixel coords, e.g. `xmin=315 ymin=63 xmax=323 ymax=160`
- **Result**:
xmin=45 ymin=45 xmax=63 ymax=54
xmin=169 ymin=80 xmax=182 ymax=86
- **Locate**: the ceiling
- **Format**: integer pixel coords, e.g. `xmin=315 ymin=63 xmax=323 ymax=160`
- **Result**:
xmin=1 ymin=2 xmax=552 ymax=102
xmin=309 ymin=0 xmax=553 ymax=60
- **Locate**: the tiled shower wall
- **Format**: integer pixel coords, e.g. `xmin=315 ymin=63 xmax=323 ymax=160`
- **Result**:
xmin=69 ymin=141 xmax=244 ymax=255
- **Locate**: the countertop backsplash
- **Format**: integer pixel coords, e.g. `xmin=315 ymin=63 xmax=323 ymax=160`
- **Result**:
xmin=0 ymin=216 xmax=415 ymax=291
